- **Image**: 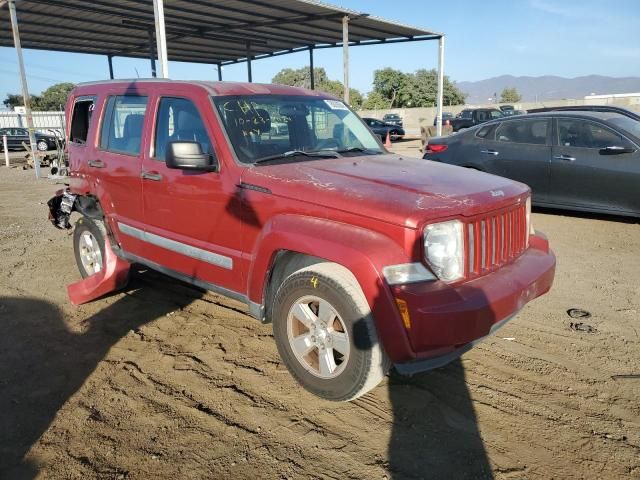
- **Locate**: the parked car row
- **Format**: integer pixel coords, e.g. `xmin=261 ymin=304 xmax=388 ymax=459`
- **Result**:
xmin=0 ymin=127 xmax=61 ymax=151
xmin=423 ymin=106 xmax=640 ymax=218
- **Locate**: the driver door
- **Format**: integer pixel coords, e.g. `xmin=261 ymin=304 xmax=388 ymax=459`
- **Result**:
xmin=549 ymin=117 xmax=639 ymax=213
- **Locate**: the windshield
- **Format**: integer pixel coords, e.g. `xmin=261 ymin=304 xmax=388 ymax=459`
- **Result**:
xmin=213 ymin=95 xmax=382 ymax=164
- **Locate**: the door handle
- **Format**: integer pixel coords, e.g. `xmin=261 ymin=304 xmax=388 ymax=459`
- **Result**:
xmin=141 ymin=171 xmax=163 ymax=181
xmin=481 ymin=150 xmax=499 ymax=156
xmin=88 ymin=159 xmax=105 ymax=168
xmin=553 ymin=154 xmax=576 ymax=162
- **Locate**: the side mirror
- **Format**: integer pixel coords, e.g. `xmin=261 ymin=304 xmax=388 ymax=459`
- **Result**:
xmin=599 ymin=145 xmax=635 ymax=155
xmin=166 ymin=141 xmax=218 ymax=171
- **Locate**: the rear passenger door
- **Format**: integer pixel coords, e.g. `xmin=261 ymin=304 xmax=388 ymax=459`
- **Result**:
xmin=549 ymin=117 xmax=639 ymax=213
xmin=95 ymin=94 xmax=149 ymax=254
xmin=476 ymin=118 xmax=552 ymax=200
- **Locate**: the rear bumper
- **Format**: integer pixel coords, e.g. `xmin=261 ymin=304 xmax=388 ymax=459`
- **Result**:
xmin=392 ymin=232 xmax=555 ymax=371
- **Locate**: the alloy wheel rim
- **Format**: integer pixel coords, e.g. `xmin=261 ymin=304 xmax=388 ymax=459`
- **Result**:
xmin=78 ymin=231 xmax=103 ymax=275
xmin=287 ymin=295 xmax=350 ymax=379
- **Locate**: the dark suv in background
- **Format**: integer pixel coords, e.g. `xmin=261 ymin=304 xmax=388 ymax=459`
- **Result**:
xmin=424 ymin=106 xmax=640 ymax=218
xmin=382 ymin=113 xmax=403 ymax=127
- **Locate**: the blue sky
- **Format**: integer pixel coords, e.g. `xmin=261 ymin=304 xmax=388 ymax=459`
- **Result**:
xmin=0 ymin=0 xmax=638 ymax=101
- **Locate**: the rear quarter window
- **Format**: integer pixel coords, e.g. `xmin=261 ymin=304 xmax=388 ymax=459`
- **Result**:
xmin=69 ymin=96 xmax=96 ymax=145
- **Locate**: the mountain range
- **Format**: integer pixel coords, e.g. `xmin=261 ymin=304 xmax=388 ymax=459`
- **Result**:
xmin=456 ymin=75 xmax=640 ymax=104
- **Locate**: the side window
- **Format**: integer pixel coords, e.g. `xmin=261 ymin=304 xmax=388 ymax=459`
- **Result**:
xmin=69 ymin=97 xmax=95 ymax=144
xmin=559 ymin=119 xmax=631 ymax=149
xmin=476 ymin=124 xmax=495 ymax=139
xmin=16 ymin=128 xmax=28 ymax=136
xmin=496 ymin=119 xmax=548 ymax=145
xmin=100 ymin=95 xmax=148 ymax=155
xmin=476 ymin=111 xmax=489 ymax=122
xmin=154 ymin=97 xmax=213 ymax=161
xmin=586 ymin=121 xmax=629 ymax=149
xmin=490 ymin=110 xmax=503 ymax=119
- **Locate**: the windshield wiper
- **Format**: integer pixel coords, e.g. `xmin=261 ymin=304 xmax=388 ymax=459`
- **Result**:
xmin=336 ymin=147 xmax=382 ymax=154
xmin=254 ymin=150 xmax=339 ymax=165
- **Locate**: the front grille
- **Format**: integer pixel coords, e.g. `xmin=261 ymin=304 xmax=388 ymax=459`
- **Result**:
xmin=466 ymin=203 xmax=528 ymax=277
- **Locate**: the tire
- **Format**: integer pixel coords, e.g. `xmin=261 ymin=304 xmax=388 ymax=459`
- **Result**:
xmin=272 ymin=262 xmax=390 ymax=401
xmin=73 ymin=217 xmax=107 ymax=278
xmin=390 ymin=130 xmax=400 ymax=141
xmin=36 ymin=140 xmax=49 ymax=151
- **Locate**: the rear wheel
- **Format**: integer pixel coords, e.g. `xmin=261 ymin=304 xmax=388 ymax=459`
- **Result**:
xmin=272 ymin=262 xmax=390 ymax=401
xmin=73 ymin=217 xmax=106 ymax=278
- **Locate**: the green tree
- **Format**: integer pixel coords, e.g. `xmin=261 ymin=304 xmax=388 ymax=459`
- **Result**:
xmin=500 ymin=87 xmax=522 ymax=103
xmin=2 ymin=93 xmax=27 ymax=110
xmin=3 ymin=82 xmax=75 ymax=111
xmin=371 ymin=68 xmax=465 ymax=108
xmin=372 ymin=68 xmax=408 ymax=108
xmin=362 ymin=91 xmax=390 ymax=110
xmin=271 ymin=67 xmax=363 ymax=108
xmin=33 ymin=82 xmax=75 ymax=110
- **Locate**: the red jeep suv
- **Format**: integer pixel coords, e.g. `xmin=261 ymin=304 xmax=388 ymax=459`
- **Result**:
xmin=49 ymin=80 xmax=555 ymax=401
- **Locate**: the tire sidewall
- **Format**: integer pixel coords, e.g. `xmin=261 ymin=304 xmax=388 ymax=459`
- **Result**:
xmin=272 ymin=271 xmax=378 ymax=401
xmin=73 ymin=217 xmax=106 ymax=278
xmin=37 ymin=139 xmax=48 ymax=151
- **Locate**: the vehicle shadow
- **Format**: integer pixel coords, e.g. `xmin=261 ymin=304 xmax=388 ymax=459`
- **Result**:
xmin=0 ymin=270 xmax=200 ymax=479
xmin=386 ymin=363 xmax=493 ymax=479
xmin=532 ymin=206 xmax=639 ymax=224
xmin=368 ymin=285 xmax=495 ymax=479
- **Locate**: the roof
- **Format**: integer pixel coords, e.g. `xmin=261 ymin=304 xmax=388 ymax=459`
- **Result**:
xmin=73 ymin=78 xmax=336 ymax=97
xmin=0 ymin=0 xmax=442 ymax=65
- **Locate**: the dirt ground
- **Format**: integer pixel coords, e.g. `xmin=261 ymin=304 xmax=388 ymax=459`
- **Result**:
xmin=0 ymin=161 xmax=639 ymax=480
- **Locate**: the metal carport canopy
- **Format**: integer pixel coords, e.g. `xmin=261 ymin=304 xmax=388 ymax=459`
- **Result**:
xmin=0 ymin=0 xmax=441 ymax=65
xmin=0 ymin=0 xmax=446 ymax=178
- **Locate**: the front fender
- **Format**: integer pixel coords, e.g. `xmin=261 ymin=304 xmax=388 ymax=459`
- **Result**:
xmin=247 ymin=214 xmax=416 ymax=362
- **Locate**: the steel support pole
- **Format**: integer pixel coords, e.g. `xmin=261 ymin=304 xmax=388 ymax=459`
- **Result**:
xmin=309 ymin=47 xmax=315 ymax=90
xmin=148 ymin=29 xmax=157 ymax=78
xmin=107 ymin=54 xmax=114 ymax=79
xmin=217 ymin=63 xmax=222 ymax=81
xmin=8 ymin=0 xmax=40 ymax=178
xmin=342 ymin=16 xmax=349 ymax=104
xmin=152 ymin=0 xmax=169 ymax=78
xmin=436 ymin=36 xmax=445 ymax=137
xmin=3 ymin=135 xmax=9 ymax=168
xmin=246 ymin=42 xmax=252 ymax=82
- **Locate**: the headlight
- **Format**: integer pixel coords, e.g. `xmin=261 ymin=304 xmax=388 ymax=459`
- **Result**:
xmin=424 ymin=220 xmax=464 ymax=282
xmin=525 ymin=196 xmax=533 ymax=246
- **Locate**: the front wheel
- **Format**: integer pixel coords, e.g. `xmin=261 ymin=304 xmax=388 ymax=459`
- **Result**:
xmin=272 ymin=263 xmax=390 ymax=401
xmin=73 ymin=217 xmax=106 ymax=278
xmin=36 ymin=140 xmax=49 ymax=151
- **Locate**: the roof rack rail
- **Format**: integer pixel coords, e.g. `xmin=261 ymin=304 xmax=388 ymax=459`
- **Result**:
xmin=527 ymin=105 xmax=640 ymax=121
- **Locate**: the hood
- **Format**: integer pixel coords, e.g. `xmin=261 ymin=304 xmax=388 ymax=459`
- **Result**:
xmin=242 ymin=154 xmax=529 ymax=228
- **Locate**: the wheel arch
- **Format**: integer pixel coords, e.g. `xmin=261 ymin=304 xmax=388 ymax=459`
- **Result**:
xmin=247 ymin=214 xmax=415 ymax=363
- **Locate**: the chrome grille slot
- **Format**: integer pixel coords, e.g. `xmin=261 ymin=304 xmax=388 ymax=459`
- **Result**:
xmin=465 ymin=202 xmax=528 ymax=279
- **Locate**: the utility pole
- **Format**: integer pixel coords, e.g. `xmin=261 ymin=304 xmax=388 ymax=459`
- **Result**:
xmin=8 ymin=0 xmax=40 ymax=178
